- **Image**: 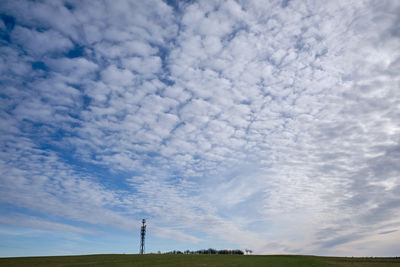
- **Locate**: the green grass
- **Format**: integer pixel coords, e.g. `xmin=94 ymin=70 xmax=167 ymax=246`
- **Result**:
xmin=0 ymin=254 xmax=399 ymax=267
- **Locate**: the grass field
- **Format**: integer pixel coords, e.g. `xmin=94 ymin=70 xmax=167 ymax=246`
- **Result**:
xmin=0 ymin=254 xmax=399 ymax=266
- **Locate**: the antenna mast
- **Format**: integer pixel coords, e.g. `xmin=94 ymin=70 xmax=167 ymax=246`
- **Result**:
xmin=140 ymin=219 xmax=146 ymax=254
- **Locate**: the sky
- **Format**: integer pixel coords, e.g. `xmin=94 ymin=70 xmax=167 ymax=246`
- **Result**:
xmin=0 ymin=0 xmax=399 ymax=257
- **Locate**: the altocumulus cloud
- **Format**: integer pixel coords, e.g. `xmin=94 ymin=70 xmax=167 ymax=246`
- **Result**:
xmin=0 ymin=0 xmax=400 ymax=257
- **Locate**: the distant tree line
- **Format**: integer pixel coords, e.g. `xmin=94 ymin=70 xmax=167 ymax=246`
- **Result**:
xmin=162 ymin=248 xmax=244 ymax=255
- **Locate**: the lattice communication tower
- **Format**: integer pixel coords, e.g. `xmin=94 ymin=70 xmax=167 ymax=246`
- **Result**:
xmin=140 ymin=219 xmax=146 ymax=254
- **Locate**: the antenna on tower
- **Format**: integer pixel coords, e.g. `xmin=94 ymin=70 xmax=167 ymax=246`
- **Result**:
xmin=140 ymin=219 xmax=146 ymax=254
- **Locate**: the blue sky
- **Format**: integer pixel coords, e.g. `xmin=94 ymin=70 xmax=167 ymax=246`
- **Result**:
xmin=1 ymin=0 xmax=400 ymax=257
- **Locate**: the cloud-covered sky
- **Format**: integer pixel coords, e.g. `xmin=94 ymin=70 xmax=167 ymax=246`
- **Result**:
xmin=1 ymin=0 xmax=399 ymax=257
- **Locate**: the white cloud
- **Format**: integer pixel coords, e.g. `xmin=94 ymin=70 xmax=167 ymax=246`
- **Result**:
xmin=11 ymin=26 xmax=73 ymax=56
xmin=0 ymin=215 xmax=96 ymax=234
xmin=122 ymin=56 xmax=162 ymax=77
xmin=101 ymin=65 xmax=135 ymax=87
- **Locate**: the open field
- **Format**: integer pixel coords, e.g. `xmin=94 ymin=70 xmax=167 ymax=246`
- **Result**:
xmin=0 ymin=254 xmax=399 ymax=267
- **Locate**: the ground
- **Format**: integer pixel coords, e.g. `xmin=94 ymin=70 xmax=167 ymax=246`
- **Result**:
xmin=0 ymin=254 xmax=399 ymax=266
